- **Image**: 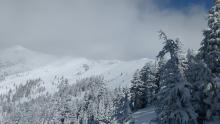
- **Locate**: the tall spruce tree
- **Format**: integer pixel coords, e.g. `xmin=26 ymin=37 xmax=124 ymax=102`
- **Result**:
xmin=197 ymin=0 xmax=220 ymax=120
xmin=185 ymin=50 xmax=213 ymax=123
xmin=156 ymin=31 xmax=197 ymax=124
xmin=199 ymin=0 xmax=220 ymax=75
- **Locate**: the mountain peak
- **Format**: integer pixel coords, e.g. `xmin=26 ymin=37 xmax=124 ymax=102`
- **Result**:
xmin=0 ymin=45 xmax=55 ymax=63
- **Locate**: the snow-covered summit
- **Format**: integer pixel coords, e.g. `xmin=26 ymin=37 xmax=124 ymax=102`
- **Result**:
xmin=0 ymin=45 xmax=56 ymax=77
xmin=0 ymin=45 xmax=56 ymax=63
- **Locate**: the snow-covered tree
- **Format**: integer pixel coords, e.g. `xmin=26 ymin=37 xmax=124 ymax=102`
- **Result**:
xmin=198 ymin=0 xmax=220 ymax=75
xmin=156 ymin=31 xmax=197 ymax=124
xmin=142 ymin=64 xmax=158 ymax=104
xmin=130 ymin=69 xmax=146 ymax=111
xmin=130 ymin=63 xmax=158 ymax=111
xmin=185 ymin=50 xmax=213 ymax=123
xmin=113 ymin=88 xmax=132 ymax=124
xmin=197 ymin=0 xmax=220 ymax=120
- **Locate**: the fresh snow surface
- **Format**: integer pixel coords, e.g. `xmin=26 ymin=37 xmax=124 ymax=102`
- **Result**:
xmin=0 ymin=46 xmax=154 ymax=95
xmin=132 ymin=107 xmax=220 ymax=124
xmin=133 ymin=107 xmax=157 ymax=124
xmin=205 ymin=118 xmax=220 ymax=124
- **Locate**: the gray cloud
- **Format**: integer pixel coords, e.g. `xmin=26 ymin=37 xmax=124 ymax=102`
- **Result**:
xmin=0 ymin=0 xmax=207 ymax=60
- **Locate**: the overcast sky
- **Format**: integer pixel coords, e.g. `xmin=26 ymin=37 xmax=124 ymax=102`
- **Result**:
xmin=0 ymin=0 xmax=211 ymax=60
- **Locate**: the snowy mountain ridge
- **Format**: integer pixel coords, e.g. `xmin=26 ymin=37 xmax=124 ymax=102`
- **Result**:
xmin=0 ymin=46 xmax=154 ymax=96
xmin=0 ymin=45 xmax=56 ymax=77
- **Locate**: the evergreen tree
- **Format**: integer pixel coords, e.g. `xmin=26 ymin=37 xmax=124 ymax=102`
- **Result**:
xmin=156 ymin=31 xmax=197 ymax=124
xmin=113 ymin=88 xmax=132 ymax=124
xmin=185 ymin=50 xmax=213 ymax=123
xmin=130 ymin=63 xmax=158 ymax=111
xmin=198 ymin=0 xmax=220 ymax=75
xmin=141 ymin=63 xmax=158 ymax=105
xmin=197 ymin=0 xmax=220 ymax=120
xmin=130 ymin=69 xmax=146 ymax=111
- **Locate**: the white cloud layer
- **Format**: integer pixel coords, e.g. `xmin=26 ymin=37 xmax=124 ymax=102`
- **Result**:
xmin=0 ymin=0 xmax=207 ymax=60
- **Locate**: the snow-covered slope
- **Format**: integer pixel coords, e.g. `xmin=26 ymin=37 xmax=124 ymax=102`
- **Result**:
xmin=132 ymin=107 xmax=157 ymax=124
xmin=0 ymin=46 xmax=154 ymax=95
xmin=131 ymin=107 xmax=220 ymax=124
